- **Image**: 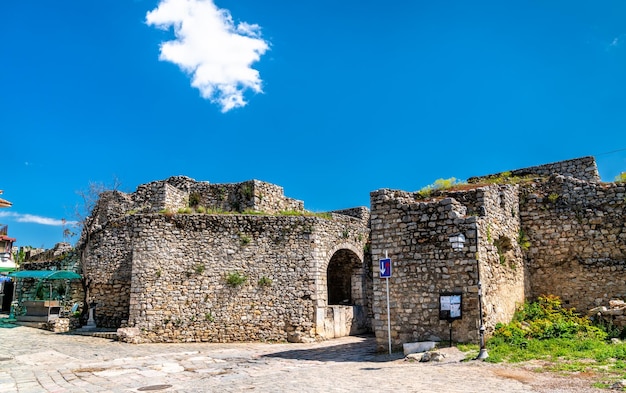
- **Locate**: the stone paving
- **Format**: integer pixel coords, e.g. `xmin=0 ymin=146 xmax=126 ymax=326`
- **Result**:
xmin=0 ymin=321 xmax=597 ymax=393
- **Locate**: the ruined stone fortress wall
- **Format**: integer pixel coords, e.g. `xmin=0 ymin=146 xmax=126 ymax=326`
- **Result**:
xmin=469 ymin=156 xmax=601 ymax=184
xmin=368 ymin=156 xmax=624 ymax=350
xmin=131 ymin=176 xmax=303 ymax=215
xmin=369 ymin=185 xmax=525 ymax=350
xmin=126 ymin=214 xmax=368 ymax=343
xmin=78 ymin=156 xmax=624 ymax=348
xmin=521 ymin=174 xmax=626 ymax=313
xmin=82 ymin=177 xmax=370 ymax=343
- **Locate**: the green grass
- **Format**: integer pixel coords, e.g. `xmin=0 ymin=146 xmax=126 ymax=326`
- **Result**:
xmin=279 ymin=210 xmax=332 ymax=219
xmin=484 ymin=295 xmax=626 ymax=387
xmin=416 ymin=177 xmax=466 ymax=198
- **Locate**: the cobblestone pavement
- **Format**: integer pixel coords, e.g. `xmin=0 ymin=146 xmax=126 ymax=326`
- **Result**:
xmin=0 ymin=323 xmax=602 ymax=393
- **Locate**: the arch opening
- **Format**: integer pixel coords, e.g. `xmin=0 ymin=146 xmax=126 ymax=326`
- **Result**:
xmin=326 ymin=248 xmax=363 ymax=306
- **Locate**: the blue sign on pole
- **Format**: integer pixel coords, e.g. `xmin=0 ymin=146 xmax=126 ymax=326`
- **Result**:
xmin=379 ymin=258 xmax=391 ymax=278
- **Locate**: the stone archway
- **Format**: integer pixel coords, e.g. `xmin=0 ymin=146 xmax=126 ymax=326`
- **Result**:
xmin=317 ymin=245 xmax=370 ymax=339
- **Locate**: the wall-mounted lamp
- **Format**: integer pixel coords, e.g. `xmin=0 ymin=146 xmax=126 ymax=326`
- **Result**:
xmin=449 ymin=233 xmax=466 ymax=252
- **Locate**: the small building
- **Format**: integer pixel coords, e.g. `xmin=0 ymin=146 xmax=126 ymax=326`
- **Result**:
xmin=0 ymin=190 xmax=16 ymax=311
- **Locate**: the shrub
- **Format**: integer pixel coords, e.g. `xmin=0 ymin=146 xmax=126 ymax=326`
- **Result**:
xmin=258 ymin=276 xmax=272 ymax=287
xmin=493 ymin=295 xmax=606 ymax=344
xmin=239 ymin=234 xmax=251 ymax=246
xmin=615 ymin=172 xmax=626 ymax=183
xmin=417 ymin=177 xmax=466 ymax=199
xmin=226 ymin=272 xmax=247 ymax=287
xmin=188 ymin=192 xmax=201 ymax=207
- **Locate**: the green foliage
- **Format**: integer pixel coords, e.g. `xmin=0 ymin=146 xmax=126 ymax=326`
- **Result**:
xmin=156 ymin=269 xmax=161 ymax=278
xmin=159 ymin=209 xmax=174 ymax=217
xmin=491 ymin=295 xmax=607 ymax=351
xmin=14 ymin=248 xmax=26 ymax=265
xmin=239 ymin=233 xmax=251 ymax=246
xmin=218 ymin=187 xmax=227 ymax=201
xmin=434 ymin=177 xmax=460 ymax=189
xmin=547 ymin=193 xmax=559 ymax=203
xmin=480 ymin=172 xmax=535 ymax=185
xmin=341 ymin=229 xmax=350 ymax=238
xmin=416 ymin=177 xmax=466 ymax=199
xmin=194 ymin=264 xmax=206 ymax=274
xmin=205 ymin=312 xmax=215 ymax=322
xmin=226 ymin=271 xmax=247 ymax=287
xmin=177 ymin=207 xmax=193 ymax=214
xmin=517 ymin=229 xmax=531 ymax=251
xmin=241 ymin=184 xmax=254 ymax=199
xmin=258 ymin=276 xmax=272 ymax=287
xmin=242 ymin=209 xmax=267 ymax=215
xmin=188 ymin=192 xmax=201 ymax=207
xmin=279 ymin=210 xmax=332 ymax=219
xmin=493 ymin=236 xmax=513 ymax=266
xmin=615 ymin=172 xmax=626 ymax=183
xmin=196 ymin=205 xmax=207 ymax=214
xmin=35 ymin=282 xmax=49 ymax=300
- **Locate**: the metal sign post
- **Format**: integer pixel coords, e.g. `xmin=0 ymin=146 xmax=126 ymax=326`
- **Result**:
xmin=380 ymin=252 xmax=392 ymax=354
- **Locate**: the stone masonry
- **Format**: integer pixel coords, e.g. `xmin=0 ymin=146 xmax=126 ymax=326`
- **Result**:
xmin=81 ymin=177 xmax=370 ymax=343
xmin=369 ymin=156 xmax=623 ymax=351
xmin=76 ymin=156 xmax=625 ymax=349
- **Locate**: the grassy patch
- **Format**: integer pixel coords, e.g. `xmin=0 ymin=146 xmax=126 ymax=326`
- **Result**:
xmin=279 ymin=210 xmax=332 ymax=219
xmin=486 ymin=295 xmax=626 ymax=386
xmin=417 ymin=177 xmax=466 ymax=198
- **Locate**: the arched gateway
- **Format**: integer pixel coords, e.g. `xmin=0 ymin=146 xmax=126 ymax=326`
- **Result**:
xmin=315 ymin=243 xmax=371 ymax=339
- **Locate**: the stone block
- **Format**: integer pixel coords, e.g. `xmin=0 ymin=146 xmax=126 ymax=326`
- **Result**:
xmin=403 ymin=341 xmax=437 ymax=355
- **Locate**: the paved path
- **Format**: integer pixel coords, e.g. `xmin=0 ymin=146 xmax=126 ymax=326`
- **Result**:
xmin=0 ymin=322 xmax=596 ymax=393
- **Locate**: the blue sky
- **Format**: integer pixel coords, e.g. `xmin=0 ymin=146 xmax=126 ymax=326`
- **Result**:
xmin=2 ymin=0 xmax=626 ymax=249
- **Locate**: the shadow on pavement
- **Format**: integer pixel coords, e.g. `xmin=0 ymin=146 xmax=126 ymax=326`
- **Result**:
xmin=263 ymin=335 xmax=404 ymax=363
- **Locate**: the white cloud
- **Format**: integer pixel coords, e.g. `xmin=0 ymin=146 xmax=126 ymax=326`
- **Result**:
xmin=607 ymin=34 xmax=626 ymax=50
xmin=146 ymin=0 xmax=270 ymax=112
xmin=0 ymin=211 xmax=78 ymax=227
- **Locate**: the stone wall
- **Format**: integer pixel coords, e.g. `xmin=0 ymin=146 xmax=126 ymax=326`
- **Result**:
xmin=369 ymin=186 xmax=525 ymax=351
xmin=82 ymin=220 xmax=134 ymax=327
xmin=74 ymin=156 xmax=624 ymax=348
xmin=129 ymin=177 xmax=304 ymax=215
xmin=521 ymin=174 xmax=626 ymax=312
xmin=469 ymin=156 xmax=601 ymax=183
xmin=473 ymin=185 xmax=526 ymax=331
xmin=81 ymin=177 xmax=370 ymax=342
xmin=123 ymin=213 xmax=368 ymax=343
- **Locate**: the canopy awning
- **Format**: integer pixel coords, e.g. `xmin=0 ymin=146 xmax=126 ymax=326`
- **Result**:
xmin=0 ymin=266 xmax=17 ymax=273
xmin=9 ymin=270 xmax=82 ymax=280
